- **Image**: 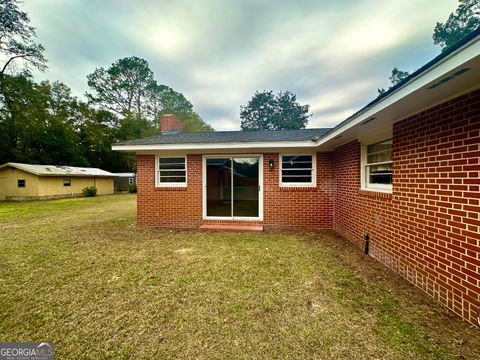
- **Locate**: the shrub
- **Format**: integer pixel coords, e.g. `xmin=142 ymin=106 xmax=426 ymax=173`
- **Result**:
xmin=128 ymin=184 xmax=137 ymax=193
xmin=82 ymin=186 xmax=97 ymax=197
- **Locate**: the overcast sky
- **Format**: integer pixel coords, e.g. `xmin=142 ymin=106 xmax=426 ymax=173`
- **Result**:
xmin=24 ymin=0 xmax=457 ymax=130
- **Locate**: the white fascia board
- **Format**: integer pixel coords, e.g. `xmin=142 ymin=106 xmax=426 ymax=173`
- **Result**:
xmin=112 ymin=140 xmax=317 ymax=151
xmin=316 ymin=36 xmax=480 ymax=147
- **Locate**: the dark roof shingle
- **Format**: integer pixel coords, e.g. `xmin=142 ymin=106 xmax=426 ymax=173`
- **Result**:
xmin=116 ymin=128 xmax=330 ymax=146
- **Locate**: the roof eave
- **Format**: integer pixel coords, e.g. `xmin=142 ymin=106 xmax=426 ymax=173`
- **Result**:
xmin=112 ymin=140 xmax=319 ymax=151
xmin=19 ymin=171 xmax=114 ymax=177
xmin=0 ymin=163 xmax=114 ymax=177
xmin=316 ymin=28 xmax=480 ymax=147
xmin=0 ymin=163 xmax=40 ymax=176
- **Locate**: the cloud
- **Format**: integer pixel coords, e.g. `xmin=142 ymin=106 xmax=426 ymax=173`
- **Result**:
xmin=24 ymin=0 xmax=457 ymax=130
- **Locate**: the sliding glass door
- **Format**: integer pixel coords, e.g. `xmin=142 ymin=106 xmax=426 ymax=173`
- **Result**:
xmin=206 ymin=156 xmax=260 ymax=218
xmin=206 ymin=158 xmax=232 ymax=217
xmin=232 ymin=158 xmax=259 ymax=217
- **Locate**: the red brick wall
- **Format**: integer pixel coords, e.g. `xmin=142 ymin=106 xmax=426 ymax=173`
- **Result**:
xmin=136 ymin=152 xmax=334 ymax=229
xmin=333 ymin=89 xmax=480 ymax=325
xmin=137 ymin=154 xmax=202 ymax=228
xmin=136 ymin=89 xmax=479 ymax=324
xmin=263 ymin=152 xmax=334 ymax=228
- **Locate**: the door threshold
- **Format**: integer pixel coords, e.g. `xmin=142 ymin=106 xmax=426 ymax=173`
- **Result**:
xmin=199 ymin=224 xmax=264 ymax=232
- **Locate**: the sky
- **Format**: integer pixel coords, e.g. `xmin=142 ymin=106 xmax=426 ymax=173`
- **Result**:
xmin=23 ymin=0 xmax=458 ymax=130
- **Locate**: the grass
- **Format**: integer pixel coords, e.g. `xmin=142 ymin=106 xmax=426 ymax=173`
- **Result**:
xmin=0 ymin=194 xmax=478 ymax=359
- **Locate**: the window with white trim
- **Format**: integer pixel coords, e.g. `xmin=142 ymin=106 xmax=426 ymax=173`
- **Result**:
xmin=280 ymin=154 xmax=316 ymax=187
xmin=362 ymin=139 xmax=393 ymax=191
xmin=156 ymin=156 xmax=187 ymax=187
xmin=128 ymin=177 xmax=134 ymax=185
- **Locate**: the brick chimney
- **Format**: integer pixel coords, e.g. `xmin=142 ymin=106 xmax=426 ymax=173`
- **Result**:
xmin=160 ymin=114 xmax=183 ymax=134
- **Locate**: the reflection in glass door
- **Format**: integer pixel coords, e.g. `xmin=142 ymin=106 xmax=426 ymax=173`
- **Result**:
xmin=232 ymin=158 xmax=259 ymax=217
xmin=206 ymin=158 xmax=232 ymax=217
xmin=205 ymin=156 xmax=260 ymax=218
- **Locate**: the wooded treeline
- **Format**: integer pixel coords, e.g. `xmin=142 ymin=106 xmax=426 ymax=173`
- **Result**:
xmin=0 ymin=0 xmax=213 ymax=172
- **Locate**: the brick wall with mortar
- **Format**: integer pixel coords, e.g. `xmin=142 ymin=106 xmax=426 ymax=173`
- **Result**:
xmin=333 ymin=89 xmax=480 ymax=325
xmin=137 ymin=152 xmax=335 ymax=229
xmin=136 ymin=89 xmax=479 ymax=324
xmin=137 ymin=154 xmax=203 ymax=227
xmin=160 ymin=114 xmax=183 ymax=133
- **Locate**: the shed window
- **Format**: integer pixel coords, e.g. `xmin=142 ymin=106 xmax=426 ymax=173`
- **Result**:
xmin=362 ymin=139 xmax=393 ymax=192
xmin=18 ymin=179 xmax=25 ymax=188
xmin=63 ymin=179 xmax=71 ymax=187
xmin=128 ymin=177 xmax=134 ymax=185
xmin=280 ymin=155 xmax=316 ymax=187
xmin=156 ymin=157 xmax=187 ymax=187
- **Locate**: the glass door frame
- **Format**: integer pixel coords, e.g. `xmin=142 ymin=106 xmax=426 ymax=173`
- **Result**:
xmin=202 ymin=154 xmax=263 ymax=221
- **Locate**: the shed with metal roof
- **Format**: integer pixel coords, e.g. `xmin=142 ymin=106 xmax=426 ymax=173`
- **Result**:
xmin=0 ymin=162 xmax=115 ymax=201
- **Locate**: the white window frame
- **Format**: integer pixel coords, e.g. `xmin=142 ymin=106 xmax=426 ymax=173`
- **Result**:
xmin=361 ymin=139 xmax=393 ymax=193
xmin=279 ymin=153 xmax=316 ymax=188
xmin=155 ymin=155 xmax=187 ymax=188
xmin=128 ymin=177 xmax=134 ymax=185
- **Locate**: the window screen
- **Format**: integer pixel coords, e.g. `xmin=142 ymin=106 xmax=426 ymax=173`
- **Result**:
xmin=366 ymin=139 xmax=393 ymax=185
xmin=281 ymin=155 xmax=314 ymax=184
xmin=157 ymin=157 xmax=186 ymax=185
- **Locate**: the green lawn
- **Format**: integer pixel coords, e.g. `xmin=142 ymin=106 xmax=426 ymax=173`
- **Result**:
xmin=0 ymin=195 xmax=478 ymax=359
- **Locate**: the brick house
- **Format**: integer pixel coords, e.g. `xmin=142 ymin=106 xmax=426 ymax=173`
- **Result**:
xmin=114 ymin=30 xmax=480 ymax=325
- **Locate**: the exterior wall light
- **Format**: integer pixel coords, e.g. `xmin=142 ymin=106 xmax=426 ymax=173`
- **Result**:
xmin=268 ymin=159 xmax=274 ymax=170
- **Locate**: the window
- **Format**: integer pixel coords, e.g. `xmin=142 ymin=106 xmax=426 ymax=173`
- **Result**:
xmin=280 ymin=154 xmax=316 ymax=187
xmin=17 ymin=179 xmax=25 ymax=188
xmin=156 ymin=156 xmax=187 ymax=187
xmin=63 ymin=179 xmax=71 ymax=187
xmin=362 ymin=139 xmax=393 ymax=192
xmin=128 ymin=177 xmax=134 ymax=185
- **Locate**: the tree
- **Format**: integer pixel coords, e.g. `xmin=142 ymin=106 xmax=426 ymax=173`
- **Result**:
xmin=378 ymin=67 xmax=410 ymax=96
xmin=86 ymin=56 xmax=155 ymax=119
xmin=146 ymin=82 xmax=194 ymax=121
xmin=240 ymin=90 xmax=310 ymax=131
xmin=389 ymin=67 xmax=410 ymax=86
xmin=155 ymin=110 xmax=214 ymax=133
xmin=379 ymin=1 xmax=479 ymax=96
xmin=78 ymin=108 xmax=127 ymax=171
xmin=0 ymin=0 xmax=47 ymax=77
xmin=145 ymin=83 xmax=213 ymax=132
xmin=0 ymin=74 xmax=134 ymax=171
xmin=433 ymin=0 xmax=480 ymax=51
xmin=181 ymin=112 xmax=214 ymax=132
xmin=0 ymin=75 xmax=86 ymax=166
xmin=0 ymin=74 xmax=48 ymax=164
xmin=0 ymin=0 xmax=47 ymax=162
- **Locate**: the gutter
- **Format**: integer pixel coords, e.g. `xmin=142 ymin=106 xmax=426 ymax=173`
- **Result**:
xmin=315 ymin=28 xmax=480 ymax=146
xmin=112 ymin=140 xmax=318 ymax=151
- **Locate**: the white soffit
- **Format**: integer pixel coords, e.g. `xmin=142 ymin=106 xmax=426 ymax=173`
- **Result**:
xmin=111 ymin=141 xmax=318 ymax=152
xmin=317 ymin=35 xmax=480 ymax=150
